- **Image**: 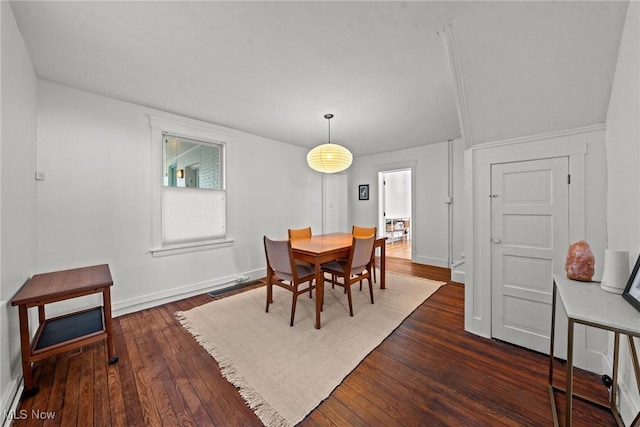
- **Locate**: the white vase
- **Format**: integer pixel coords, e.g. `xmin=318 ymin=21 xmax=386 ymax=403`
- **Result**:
xmin=600 ymin=249 xmax=630 ymax=294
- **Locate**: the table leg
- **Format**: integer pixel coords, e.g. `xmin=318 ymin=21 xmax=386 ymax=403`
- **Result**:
xmin=548 ymin=283 xmax=560 ymax=427
xmin=37 ymin=305 xmax=45 ymax=323
xmin=315 ymin=259 xmax=323 ymax=329
xmin=548 ymin=283 xmax=557 ymax=386
xmin=103 ymin=288 xmax=118 ymax=365
xmin=18 ymin=305 xmax=38 ymax=397
xmin=565 ymin=318 xmax=575 ymax=427
xmin=628 ymin=335 xmax=640 ymax=394
xmin=380 ymin=241 xmax=386 ymax=289
xmin=624 ymin=335 xmax=640 ymax=426
xmin=612 ymin=332 xmax=621 ymax=409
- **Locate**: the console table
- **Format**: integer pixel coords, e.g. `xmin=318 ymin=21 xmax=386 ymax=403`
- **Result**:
xmin=549 ymin=275 xmax=640 ymax=426
xmin=11 ymin=264 xmax=118 ymax=398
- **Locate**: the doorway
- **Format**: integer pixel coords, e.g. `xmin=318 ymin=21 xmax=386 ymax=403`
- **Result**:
xmin=378 ymin=169 xmax=412 ymax=260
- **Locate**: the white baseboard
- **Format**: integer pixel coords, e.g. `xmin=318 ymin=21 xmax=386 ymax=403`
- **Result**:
xmin=618 ymin=380 xmax=640 ymax=425
xmin=112 ymin=268 xmax=264 ymax=317
xmin=1 ymin=377 xmax=22 ymax=427
xmin=0 ymin=298 xmax=21 ymax=427
xmin=451 ymin=270 xmax=465 ymax=284
xmin=413 ymin=255 xmax=448 ymax=268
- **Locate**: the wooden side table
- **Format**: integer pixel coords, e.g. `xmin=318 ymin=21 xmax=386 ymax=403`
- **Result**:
xmin=549 ymin=274 xmax=640 ymax=426
xmin=11 ymin=264 xmax=118 ymax=398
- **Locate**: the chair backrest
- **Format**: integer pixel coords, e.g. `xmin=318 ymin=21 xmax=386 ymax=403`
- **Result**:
xmin=349 ymin=235 xmax=376 ymax=273
xmin=288 ymin=227 xmax=312 ymax=239
xmin=352 ymin=225 xmax=376 ymax=238
xmin=264 ymin=236 xmax=293 ymax=276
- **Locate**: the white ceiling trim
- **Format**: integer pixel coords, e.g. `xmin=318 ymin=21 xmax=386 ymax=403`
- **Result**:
xmin=439 ymin=24 xmax=473 ymax=149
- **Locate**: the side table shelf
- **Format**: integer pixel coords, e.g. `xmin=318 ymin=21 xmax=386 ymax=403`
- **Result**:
xmin=11 ymin=264 xmax=118 ymax=398
xmin=33 ymin=307 xmax=105 ymax=354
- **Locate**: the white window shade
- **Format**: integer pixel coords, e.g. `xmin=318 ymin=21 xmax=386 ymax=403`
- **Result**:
xmin=162 ymin=187 xmax=226 ymax=246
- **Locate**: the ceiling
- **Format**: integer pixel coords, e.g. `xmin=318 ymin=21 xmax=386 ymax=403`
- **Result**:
xmin=9 ymin=1 xmax=629 ymax=157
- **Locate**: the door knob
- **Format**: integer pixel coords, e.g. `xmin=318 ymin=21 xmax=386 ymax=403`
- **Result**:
xmin=492 ymin=238 xmax=502 ymax=244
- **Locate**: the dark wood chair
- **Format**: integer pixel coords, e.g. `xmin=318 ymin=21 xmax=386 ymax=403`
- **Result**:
xmin=264 ymin=236 xmax=315 ymax=326
xmin=352 ymin=225 xmax=377 ymax=284
xmin=321 ymin=235 xmax=376 ymax=316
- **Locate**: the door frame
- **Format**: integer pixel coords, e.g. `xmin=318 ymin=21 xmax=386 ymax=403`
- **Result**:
xmin=378 ymin=168 xmax=412 ymax=257
xmin=464 ymin=126 xmax=607 ymax=371
xmin=374 ymin=161 xmax=417 ymax=262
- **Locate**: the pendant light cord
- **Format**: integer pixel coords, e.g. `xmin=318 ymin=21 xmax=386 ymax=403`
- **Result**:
xmin=324 ymin=113 xmax=333 ymax=144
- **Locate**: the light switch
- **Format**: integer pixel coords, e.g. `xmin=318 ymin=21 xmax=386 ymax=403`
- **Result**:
xmin=35 ymin=171 xmax=45 ymax=181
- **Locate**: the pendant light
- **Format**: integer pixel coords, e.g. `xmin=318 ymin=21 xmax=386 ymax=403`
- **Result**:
xmin=306 ymin=114 xmax=353 ymax=173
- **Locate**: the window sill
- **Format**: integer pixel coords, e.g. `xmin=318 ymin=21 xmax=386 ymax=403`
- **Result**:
xmin=150 ymin=239 xmax=234 ymax=257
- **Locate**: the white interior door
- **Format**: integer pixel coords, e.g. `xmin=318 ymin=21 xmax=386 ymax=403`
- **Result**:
xmin=491 ymin=157 xmax=569 ymax=354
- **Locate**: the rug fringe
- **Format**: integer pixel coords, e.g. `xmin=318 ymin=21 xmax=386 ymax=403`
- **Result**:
xmin=176 ymin=311 xmax=290 ymax=427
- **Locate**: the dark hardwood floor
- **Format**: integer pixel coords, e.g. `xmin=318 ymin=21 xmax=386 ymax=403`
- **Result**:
xmin=12 ymin=258 xmax=616 ymax=426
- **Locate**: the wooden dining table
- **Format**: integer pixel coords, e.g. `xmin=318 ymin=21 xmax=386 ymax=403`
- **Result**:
xmin=290 ymin=232 xmax=387 ymax=329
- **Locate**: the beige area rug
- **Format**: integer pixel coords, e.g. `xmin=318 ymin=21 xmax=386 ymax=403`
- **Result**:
xmin=176 ymin=272 xmax=444 ymax=427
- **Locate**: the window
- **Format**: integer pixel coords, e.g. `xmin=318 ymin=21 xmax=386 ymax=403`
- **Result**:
xmin=150 ymin=116 xmax=233 ymax=256
xmin=163 ymin=134 xmax=223 ymax=189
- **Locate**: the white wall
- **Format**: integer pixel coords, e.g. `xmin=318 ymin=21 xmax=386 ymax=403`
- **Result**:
xmin=0 ymin=1 xmax=38 ymax=419
xmin=349 ymin=139 xmax=464 ymax=268
xmin=36 ymin=81 xmax=323 ymax=318
xmin=322 ymin=173 xmax=348 ymax=234
xmin=604 ymin=1 xmax=640 ymax=423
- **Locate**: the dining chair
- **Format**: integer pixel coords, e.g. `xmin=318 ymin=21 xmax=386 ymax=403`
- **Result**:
xmin=264 ymin=236 xmax=315 ymax=326
xmin=321 ymin=235 xmax=376 ymax=316
xmin=288 ymin=226 xmax=315 ymax=270
xmin=288 ymin=227 xmax=312 ymax=239
xmin=352 ymin=225 xmax=377 ymax=284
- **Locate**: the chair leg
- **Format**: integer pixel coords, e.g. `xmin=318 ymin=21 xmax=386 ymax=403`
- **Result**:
xmin=290 ymin=291 xmax=298 ymax=327
xmin=266 ymin=282 xmax=272 ymax=313
xmin=373 ymin=261 xmax=377 ymax=283
xmin=346 ymin=283 xmax=354 ymax=316
xmin=368 ymin=277 xmax=374 ymax=304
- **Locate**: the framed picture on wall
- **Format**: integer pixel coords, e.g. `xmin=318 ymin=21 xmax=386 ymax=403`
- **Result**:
xmin=359 ymin=184 xmax=369 ymax=201
xmin=623 ymin=255 xmax=640 ymax=312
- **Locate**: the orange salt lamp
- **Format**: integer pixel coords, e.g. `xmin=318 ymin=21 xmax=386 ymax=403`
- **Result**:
xmin=565 ymin=240 xmax=595 ymax=281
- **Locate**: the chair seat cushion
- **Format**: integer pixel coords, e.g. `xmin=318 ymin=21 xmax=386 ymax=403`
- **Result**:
xmin=296 ymin=263 xmax=315 ymax=278
xmin=321 ymin=260 xmax=347 ymax=274
xmin=276 ymin=263 xmax=315 ymax=282
xmin=322 ymin=260 xmax=368 ymax=276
